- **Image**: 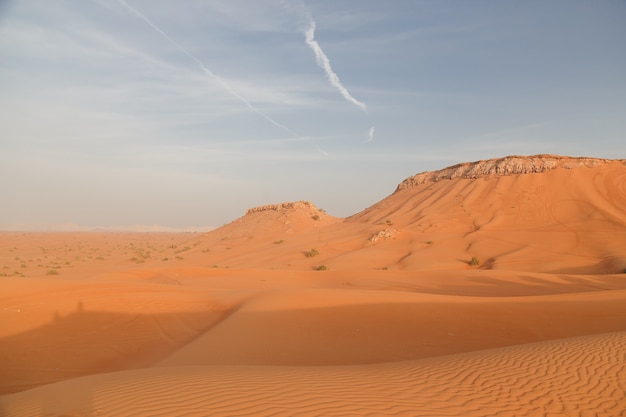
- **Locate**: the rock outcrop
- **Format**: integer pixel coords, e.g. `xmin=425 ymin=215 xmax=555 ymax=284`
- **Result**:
xmin=368 ymin=228 xmax=397 ymax=243
xmin=245 ymin=201 xmax=320 ymax=215
xmin=396 ymin=154 xmax=625 ymax=191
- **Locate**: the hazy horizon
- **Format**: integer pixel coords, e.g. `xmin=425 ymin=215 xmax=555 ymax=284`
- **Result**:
xmin=2 ymin=0 xmax=625 ymax=230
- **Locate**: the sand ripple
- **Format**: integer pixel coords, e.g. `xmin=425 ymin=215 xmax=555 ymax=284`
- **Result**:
xmin=2 ymin=331 xmax=625 ymax=417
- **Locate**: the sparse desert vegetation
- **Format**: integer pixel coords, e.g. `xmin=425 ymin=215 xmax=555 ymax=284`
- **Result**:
xmin=304 ymin=248 xmax=319 ymax=257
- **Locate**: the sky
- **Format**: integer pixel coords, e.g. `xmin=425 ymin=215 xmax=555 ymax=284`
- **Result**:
xmin=1 ymin=0 xmax=625 ymax=230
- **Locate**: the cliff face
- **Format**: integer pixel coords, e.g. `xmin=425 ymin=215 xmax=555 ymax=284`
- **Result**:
xmin=396 ymin=155 xmax=626 ymax=191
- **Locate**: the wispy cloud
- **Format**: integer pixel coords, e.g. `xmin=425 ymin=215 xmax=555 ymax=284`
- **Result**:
xmin=367 ymin=126 xmax=375 ymax=142
xmin=117 ymin=0 xmax=299 ymax=137
xmin=304 ymin=18 xmax=367 ymax=112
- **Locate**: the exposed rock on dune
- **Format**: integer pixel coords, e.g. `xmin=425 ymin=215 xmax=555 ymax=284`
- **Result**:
xmin=226 ymin=200 xmax=333 ymax=230
xmin=396 ymin=154 xmax=626 ymax=190
xmin=245 ymin=200 xmax=321 ymax=215
xmin=205 ymin=200 xmax=335 ymax=239
xmin=368 ymin=228 xmax=397 ymax=243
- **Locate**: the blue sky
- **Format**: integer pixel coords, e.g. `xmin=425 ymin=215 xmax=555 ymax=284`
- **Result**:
xmin=1 ymin=0 xmax=625 ymax=230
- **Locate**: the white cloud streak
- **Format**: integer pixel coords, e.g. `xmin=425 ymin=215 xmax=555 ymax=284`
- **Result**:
xmin=117 ymin=0 xmax=299 ymax=137
xmin=368 ymin=126 xmax=375 ymax=142
xmin=304 ymin=19 xmax=367 ymax=112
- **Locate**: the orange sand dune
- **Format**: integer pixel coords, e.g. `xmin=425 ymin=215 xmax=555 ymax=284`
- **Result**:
xmin=2 ymin=332 xmax=625 ymax=416
xmin=1 ymin=155 xmax=625 ymax=416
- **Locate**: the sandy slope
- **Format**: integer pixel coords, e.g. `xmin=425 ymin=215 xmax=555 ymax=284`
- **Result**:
xmin=2 ymin=332 xmax=625 ymax=416
xmin=1 ymin=155 xmax=625 ymax=416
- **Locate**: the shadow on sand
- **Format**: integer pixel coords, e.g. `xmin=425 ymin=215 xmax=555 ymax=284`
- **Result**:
xmin=0 ymin=301 xmax=236 ymax=416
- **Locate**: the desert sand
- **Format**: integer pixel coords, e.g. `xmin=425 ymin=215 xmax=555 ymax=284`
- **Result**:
xmin=1 ymin=155 xmax=625 ymax=416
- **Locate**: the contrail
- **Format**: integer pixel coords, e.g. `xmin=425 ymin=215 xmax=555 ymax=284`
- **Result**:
xmin=368 ymin=126 xmax=375 ymax=142
xmin=118 ymin=0 xmax=299 ymax=137
xmin=304 ymin=19 xmax=367 ymax=112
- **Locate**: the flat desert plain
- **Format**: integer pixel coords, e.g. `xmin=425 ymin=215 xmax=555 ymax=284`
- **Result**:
xmin=1 ymin=155 xmax=626 ymax=416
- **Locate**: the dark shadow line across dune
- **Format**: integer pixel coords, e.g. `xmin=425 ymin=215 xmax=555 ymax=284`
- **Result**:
xmin=0 ymin=302 xmax=239 ymax=396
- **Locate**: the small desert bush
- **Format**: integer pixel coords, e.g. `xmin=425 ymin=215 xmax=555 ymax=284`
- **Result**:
xmin=304 ymin=248 xmax=319 ymax=257
xmin=273 ymin=240 xmax=284 ymax=244
xmin=46 ymin=269 xmax=59 ymax=275
xmin=175 ymin=246 xmax=191 ymax=254
xmin=314 ymin=265 xmax=328 ymax=271
xmin=311 ymin=214 xmax=320 ymax=221
xmin=469 ymin=256 xmax=480 ymax=267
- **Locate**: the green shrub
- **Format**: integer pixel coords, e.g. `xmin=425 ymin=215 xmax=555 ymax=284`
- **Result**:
xmin=304 ymin=248 xmax=319 ymax=257
xmin=469 ymin=256 xmax=480 ymax=267
xmin=314 ymin=265 xmax=328 ymax=271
